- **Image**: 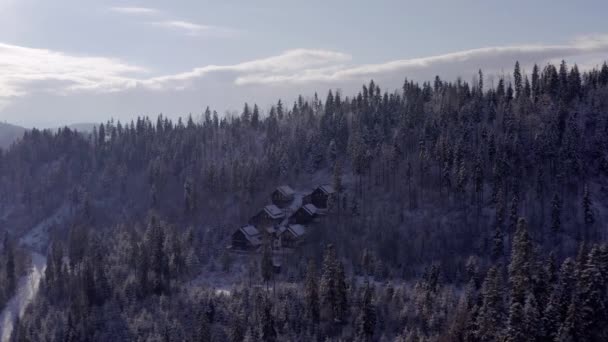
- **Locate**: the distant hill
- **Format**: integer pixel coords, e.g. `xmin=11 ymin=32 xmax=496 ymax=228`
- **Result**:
xmin=0 ymin=122 xmax=26 ymax=148
xmin=0 ymin=122 xmax=96 ymax=149
xmin=64 ymin=122 xmax=96 ymax=133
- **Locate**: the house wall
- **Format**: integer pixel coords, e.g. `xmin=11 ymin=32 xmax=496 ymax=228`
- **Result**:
xmin=232 ymin=231 xmax=250 ymax=250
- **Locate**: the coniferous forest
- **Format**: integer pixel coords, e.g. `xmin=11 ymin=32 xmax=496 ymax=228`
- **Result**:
xmin=1 ymin=60 xmax=608 ymax=341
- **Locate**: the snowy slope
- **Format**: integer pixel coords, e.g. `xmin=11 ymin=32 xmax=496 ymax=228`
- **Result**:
xmin=0 ymin=252 xmax=46 ymax=342
xmin=0 ymin=206 xmax=68 ymax=340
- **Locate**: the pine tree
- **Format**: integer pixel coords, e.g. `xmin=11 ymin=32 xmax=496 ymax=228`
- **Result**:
xmin=504 ymin=302 xmax=525 ymax=342
xmin=551 ymin=193 xmax=562 ymax=234
xmin=577 ymin=246 xmax=607 ymax=340
xmin=261 ymin=301 xmax=277 ymax=342
xmin=196 ymin=311 xmax=211 ymax=342
xmin=229 ymin=309 xmax=245 ymax=342
xmin=543 ymin=258 xmax=577 ymax=340
xmin=3 ymin=234 xmax=15 ymax=298
xmin=531 ymin=64 xmax=540 ymax=101
xmin=582 ymin=184 xmax=594 ymax=226
xmin=491 ymin=225 xmax=504 ymax=261
xmin=320 ymin=244 xmax=337 ymax=323
xmin=251 ymin=104 xmax=260 ymax=129
xmin=305 ymin=260 xmax=320 ymax=324
xmin=335 ymin=261 xmax=348 ymax=323
xmin=508 ymin=218 xmax=534 ymax=305
xmin=513 ymin=61 xmax=522 ymax=98
xmin=475 ymin=266 xmax=505 ymax=342
xmin=356 ymin=282 xmax=376 ymax=341
xmin=523 ymin=293 xmax=542 ymax=342
xmin=474 ymin=155 xmax=483 ymax=207
xmin=332 ymin=159 xmax=343 ymax=193
xmin=261 ymin=245 xmax=273 ymax=292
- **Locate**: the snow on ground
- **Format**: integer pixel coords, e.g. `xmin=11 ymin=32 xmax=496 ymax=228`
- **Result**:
xmin=20 ymin=204 xmax=69 ymax=252
xmin=0 ymin=205 xmax=68 ymax=341
xmin=0 ymin=252 xmax=46 ymax=342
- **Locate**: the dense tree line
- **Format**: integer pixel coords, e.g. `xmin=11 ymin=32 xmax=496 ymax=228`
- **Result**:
xmin=1 ymin=60 xmax=608 ymax=340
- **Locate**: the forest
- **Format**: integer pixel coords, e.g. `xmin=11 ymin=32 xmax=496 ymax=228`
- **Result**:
xmin=0 ymin=60 xmax=607 ymax=341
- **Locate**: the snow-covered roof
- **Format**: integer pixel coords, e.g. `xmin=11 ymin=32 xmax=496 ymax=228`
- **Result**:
xmin=239 ymin=225 xmax=262 ymax=245
xmin=288 ymin=224 xmax=306 ymax=237
xmin=241 ymin=225 xmax=260 ymax=237
xmin=303 ymin=203 xmax=318 ymax=215
xmin=276 ymin=185 xmax=295 ymax=197
xmin=319 ymin=184 xmax=335 ymax=195
xmin=264 ymin=204 xmax=285 ymax=219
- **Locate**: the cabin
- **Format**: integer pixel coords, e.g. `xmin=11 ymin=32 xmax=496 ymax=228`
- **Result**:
xmin=280 ymin=224 xmax=307 ymax=249
xmin=249 ymin=204 xmax=286 ymax=228
xmin=289 ymin=203 xmax=319 ymax=224
xmin=271 ymin=185 xmax=295 ymax=207
xmin=231 ymin=225 xmax=262 ymax=251
xmin=304 ymin=185 xmax=336 ymax=209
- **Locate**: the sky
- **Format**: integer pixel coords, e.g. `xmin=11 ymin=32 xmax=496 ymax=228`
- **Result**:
xmin=0 ymin=0 xmax=607 ymax=127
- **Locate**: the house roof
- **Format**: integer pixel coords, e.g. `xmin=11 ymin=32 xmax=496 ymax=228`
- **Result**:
xmin=288 ymin=224 xmax=306 ymax=237
xmin=319 ymin=184 xmax=335 ymax=195
xmin=264 ymin=204 xmax=285 ymax=219
xmin=241 ymin=225 xmax=260 ymax=237
xmin=303 ymin=203 xmax=318 ymax=215
xmin=276 ymin=185 xmax=295 ymax=197
xmin=240 ymin=225 xmax=262 ymax=245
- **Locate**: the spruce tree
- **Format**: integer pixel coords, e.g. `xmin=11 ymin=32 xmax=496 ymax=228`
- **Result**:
xmin=508 ymin=218 xmax=533 ymax=305
xmin=551 ymin=193 xmax=562 ymax=234
xmin=356 ymin=283 xmax=376 ymax=341
xmin=505 ymin=301 xmax=525 ymax=342
xmin=513 ymin=61 xmax=522 ymax=98
xmin=305 ymin=260 xmax=320 ymax=324
xmin=582 ymin=184 xmax=594 ymax=226
xmin=475 ymin=266 xmax=505 ymax=342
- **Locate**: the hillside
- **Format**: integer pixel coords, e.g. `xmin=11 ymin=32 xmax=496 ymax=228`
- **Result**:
xmin=0 ymin=123 xmax=26 ymax=149
xmin=0 ymin=61 xmax=607 ymax=341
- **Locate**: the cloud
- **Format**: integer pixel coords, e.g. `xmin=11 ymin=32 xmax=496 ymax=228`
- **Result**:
xmin=110 ymin=5 xmax=238 ymax=37
xmin=151 ymin=20 xmax=238 ymax=37
xmin=0 ymin=43 xmax=145 ymax=108
xmin=109 ymin=6 xmax=159 ymax=15
xmin=2 ymin=34 xmax=608 ymax=127
xmin=143 ymin=49 xmax=351 ymax=88
xmin=235 ymin=34 xmax=608 ymax=85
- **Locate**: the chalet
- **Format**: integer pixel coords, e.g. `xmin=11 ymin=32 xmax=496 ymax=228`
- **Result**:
xmin=231 ymin=225 xmax=262 ymax=251
xmin=289 ymin=203 xmax=319 ymax=224
xmin=280 ymin=224 xmax=307 ymax=248
xmin=304 ymin=184 xmax=336 ymax=209
xmin=249 ymin=204 xmax=286 ymax=228
xmin=271 ymin=185 xmax=295 ymax=207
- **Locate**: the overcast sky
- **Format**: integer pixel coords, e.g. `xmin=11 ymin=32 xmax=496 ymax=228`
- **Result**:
xmin=0 ymin=0 xmax=607 ymax=127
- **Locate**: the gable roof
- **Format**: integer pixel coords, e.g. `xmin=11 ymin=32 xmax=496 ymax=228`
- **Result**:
xmin=264 ymin=204 xmax=285 ymax=219
xmin=239 ymin=225 xmax=262 ymax=245
xmin=303 ymin=203 xmax=318 ymax=215
xmin=275 ymin=185 xmax=295 ymax=197
xmin=241 ymin=225 xmax=260 ymax=237
xmin=319 ymin=184 xmax=335 ymax=195
xmin=287 ymin=224 xmax=306 ymax=237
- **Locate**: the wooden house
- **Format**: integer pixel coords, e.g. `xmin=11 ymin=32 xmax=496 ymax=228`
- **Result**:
xmin=304 ymin=185 xmax=336 ymax=209
xmin=249 ymin=204 xmax=286 ymax=228
xmin=280 ymin=224 xmax=307 ymax=248
xmin=271 ymin=185 xmax=295 ymax=207
xmin=289 ymin=203 xmax=318 ymax=224
xmin=231 ymin=225 xmax=262 ymax=251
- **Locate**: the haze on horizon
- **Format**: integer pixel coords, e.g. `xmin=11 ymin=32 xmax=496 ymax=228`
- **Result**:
xmin=1 ymin=0 xmax=607 ymax=128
